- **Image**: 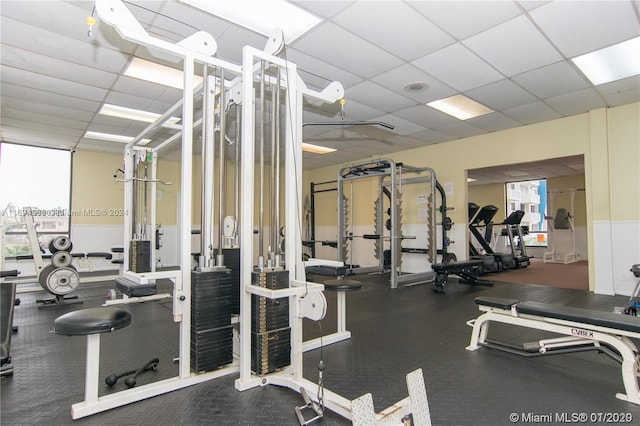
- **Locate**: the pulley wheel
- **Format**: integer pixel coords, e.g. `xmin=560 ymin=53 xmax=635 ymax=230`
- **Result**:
xmin=51 ymin=251 xmax=73 ymax=268
xmin=49 ymin=236 xmax=73 ymax=254
xmin=39 ymin=265 xmax=79 ymax=296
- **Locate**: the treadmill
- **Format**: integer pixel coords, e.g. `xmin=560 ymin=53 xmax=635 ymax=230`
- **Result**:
xmin=468 ymin=203 xmax=503 ymax=273
xmin=497 ymin=210 xmax=530 ymax=268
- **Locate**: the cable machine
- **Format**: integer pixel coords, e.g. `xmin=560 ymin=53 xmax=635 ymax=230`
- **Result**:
xmin=79 ymin=1 xmax=429 ymax=423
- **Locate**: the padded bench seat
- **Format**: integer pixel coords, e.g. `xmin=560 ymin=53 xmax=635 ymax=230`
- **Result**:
xmin=115 ymin=277 xmax=157 ymax=297
xmin=86 ymin=252 xmax=113 ymax=260
xmin=53 ymin=307 xmax=131 ymax=336
xmin=323 ymin=279 xmax=362 ymax=292
xmin=518 ymin=301 xmax=640 ymax=334
xmin=306 ymin=265 xmax=347 ymax=277
xmin=475 ymin=297 xmax=519 ymax=310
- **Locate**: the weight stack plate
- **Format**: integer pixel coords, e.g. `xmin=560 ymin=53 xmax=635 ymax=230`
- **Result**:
xmin=129 ymin=240 xmax=151 ymax=273
xmin=191 ymin=269 xmax=232 ymax=330
xmin=222 ymin=248 xmax=240 ymax=315
xmin=251 ymin=327 xmax=291 ymax=375
xmin=251 ymin=269 xmax=289 ymax=290
xmin=251 ymin=295 xmax=289 ymax=333
xmin=251 ymin=270 xmax=290 ymax=375
xmin=190 ymin=325 xmax=233 ymax=372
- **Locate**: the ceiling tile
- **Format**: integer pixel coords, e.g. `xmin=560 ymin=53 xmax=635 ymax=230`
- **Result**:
xmin=503 ymin=100 xmax=562 ymax=124
xmin=433 ymin=121 xmax=487 ymax=139
xmin=1 ymin=65 xmax=108 ymax=102
xmin=465 ymin=79 xmax=538 ymax=110
xmin=291 ymin=1 xmax=356 ymax=19
xmin=411 ymin=1 xmax=522 ymax=40
xmin=1 ymin=1 xmax=135 ymax=54
xmin=1 ymin=45 xmax=117 ymax=89
xmin=285 ymin=48 xmax=363 ymax=90
xmin=412 ymin=43 xmax=504 ymax=92
xmin=0 ymin=126 xmax=79 ymax=148
xmin=601 ymin=87 xmax=640 ymax=107
xmin=1 ymin=16 xmax=130 ymax=73
xmin=344 ymin=81 xmax=415 ymax=113
xmin=512 ymin=61 xmax=590 ymax=99
xmin=395 ymin=104 xmax=458 ymax=129
xmin=1 ymin=116 xmax=84 ymax=137
xmin=332 ymin=1 xmax=454 ymax=61
xmin=1 ymin=82 xmax=100 ymax=112
xmin=372 ymin=63 xmax=456 ymax=104
xmin=545 ymin=88 xmax=607 ymax=116
xmin=292 ymin=22 xmax=403 ymax=78
xmin=2 ymin=96 xmax=95 ymax=122
xmin=408 ymin=129 xmax=458 ymax=145
xmin=467 ymin=112 xmax=523 ymax=132
xmin=372 ymin=114 xmax=429 ymax=136
xmin=529 ymin=0 xmax=640 ymax=57
xmin=463 ymin=15 xmax=562 ymax=76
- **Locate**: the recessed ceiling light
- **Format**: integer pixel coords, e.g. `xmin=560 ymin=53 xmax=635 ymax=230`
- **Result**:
xmin=179 ymin=0 xmax=321 ymax=43
xmin=404 ymin=82 xmax=429 ymax=93
xmin=572 ymin=36 xmax=640 ymax=85
xmin=124 ymin=57 xmax=203 ymax=90
xmin=427 ymin=94 xmax=494 ymax=120
xmin=467 ymin=177 xmax=477 ymax=183
xmin=302 ymin=142 xmax=336 ymax=154
xmin=84 ymin=131 xmax=151 ymax=145
xmin=99 ymin=104 xmax=181 ymax=127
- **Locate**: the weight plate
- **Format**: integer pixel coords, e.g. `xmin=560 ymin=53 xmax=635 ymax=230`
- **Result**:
xmin=43 ymin=266 xmax=79 ymax=296
xmin=49 ymin=236 xmax=73 ymax=254
xmin=51 ymin=251 xmax=73 ymax=267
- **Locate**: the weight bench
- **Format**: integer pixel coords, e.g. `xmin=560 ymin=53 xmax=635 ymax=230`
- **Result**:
xmin=467 ymin=297 xmax=640 ymax=405
xmin=431 ymin=260 xmax=494 ymax=293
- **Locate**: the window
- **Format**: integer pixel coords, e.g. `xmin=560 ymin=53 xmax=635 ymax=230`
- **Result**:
xmin=0 ymin=143 xmax=72 ymax=256
xmin=504 ymin=179 xmax=547 ymax=247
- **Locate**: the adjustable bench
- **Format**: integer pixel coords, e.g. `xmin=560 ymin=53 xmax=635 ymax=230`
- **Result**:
xmin=467 ymin=297 xmax=640 ymax=406
xmin=431 ymin=260 xmax=494 ymax=293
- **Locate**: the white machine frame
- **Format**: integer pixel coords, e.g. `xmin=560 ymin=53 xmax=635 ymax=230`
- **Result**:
xmin=466 ymin=300 xmax=640 ymax=406
xmin=72 ymin=1 xmax=429 ymax=423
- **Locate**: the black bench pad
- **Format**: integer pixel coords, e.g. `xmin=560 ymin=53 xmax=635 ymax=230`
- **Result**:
xmin=475 ymin=297 xmax=519 ymax=310
xmin=306 ymin=265 xmax=347 ymax=277
xmin=323 ymin=279 xmax=362 ymax=292
xmin=53 ymin=307 xmax=131 ymax=336
xmin=517 ymin=301 xmax=640 ymax=334
xmin=116 ymin=278 xmax=157 ymax=297
xmin=432 ymin=259 xmax=483 ymax=272
xmin=87 ymin=252 xmax=113 ymax=260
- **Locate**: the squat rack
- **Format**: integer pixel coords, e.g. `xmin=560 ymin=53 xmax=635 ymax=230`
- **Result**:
xmin=337 ymin=159 xmax=438 ymax=289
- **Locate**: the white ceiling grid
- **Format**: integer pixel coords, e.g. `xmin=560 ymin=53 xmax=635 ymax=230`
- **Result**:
xmin=0 ymin=0 xmax=638 ymax=180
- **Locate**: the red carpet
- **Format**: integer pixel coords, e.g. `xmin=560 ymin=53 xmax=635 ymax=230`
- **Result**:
xmin=492 ymin=258 xmax=588 ymax=290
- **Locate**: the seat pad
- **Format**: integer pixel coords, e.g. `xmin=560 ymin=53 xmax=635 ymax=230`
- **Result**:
xmin=54 ymin=307 xmax=131 ymax=336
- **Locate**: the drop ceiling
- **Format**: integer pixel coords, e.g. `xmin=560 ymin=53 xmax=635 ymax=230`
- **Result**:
xmin=1 ymin=1 xmax=639 ymax=180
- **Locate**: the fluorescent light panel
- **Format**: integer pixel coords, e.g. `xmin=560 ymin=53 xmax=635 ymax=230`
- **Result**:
xmin=572 ymin=36 xmax=640 ymax=85
xmin=180 ymin=0 xmax=321 ymax=42
xmin=302 ymin=142 xmax=336 ymax=154
xmin=427 ymin=94 xmax=493 ymax=120
xmin=99 ymin=104 xmax=180 ymax=125
xmin=125 ymin=57 xmax=203 ymax=90
xmin=84 ymin=131 xmax=151 ymax=145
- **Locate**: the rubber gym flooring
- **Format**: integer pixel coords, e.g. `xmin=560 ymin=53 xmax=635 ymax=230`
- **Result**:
xmin=2 ymin=272 xmax=640 ymax=425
